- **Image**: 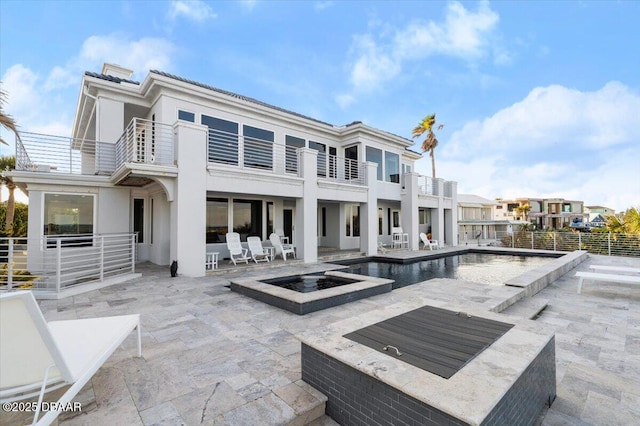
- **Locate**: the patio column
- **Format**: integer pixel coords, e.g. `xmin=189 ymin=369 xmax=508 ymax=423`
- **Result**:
xmin=445 ymin=181 xmax=458 ymax=246
xmin=296 ymin=148 xmax=318 ymax=263
xmin=170 ymin=123 xmax=208 ymax=277
xmin=401 ymin=172 xmax=420 ymax=250
xmin=360 ymin=162 xmax=378 ymax=256
xmin=432 ymin=178 xmax=445 ymax=245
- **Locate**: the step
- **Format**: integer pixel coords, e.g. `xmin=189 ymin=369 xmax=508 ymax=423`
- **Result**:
xmin=500 ymin=297 xmax=549 ymax=320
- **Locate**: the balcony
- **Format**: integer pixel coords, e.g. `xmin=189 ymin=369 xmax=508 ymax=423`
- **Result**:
xmin=206 ymin=129 xmax=367 ymax=186
xmin=15 ymin=118 xmax=175 ymax=186
xmin=415 ymin=175 xmax=454 ymax=198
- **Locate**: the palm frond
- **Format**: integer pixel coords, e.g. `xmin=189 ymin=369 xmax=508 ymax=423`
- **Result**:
xmin=0 ymin=85 xmax=20 ymax=146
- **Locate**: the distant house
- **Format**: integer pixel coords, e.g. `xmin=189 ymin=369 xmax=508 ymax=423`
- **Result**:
xmin=457 ymin=194 xmax=524 ymax=243
xmin=495 ymin=197 xmax=587 ymax=231
xmin=8 ymin=63 xmax=459 ymax=281
xmin=585 ymin=205 xmax=615 ymax=227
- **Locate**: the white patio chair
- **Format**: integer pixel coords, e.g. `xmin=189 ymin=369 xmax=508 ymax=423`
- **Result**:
xmin=419 ymin=232 xmax=439 ymax=250
xmin=247 ymin=236 xmax=270 ymax=263
xmin=0 ymin=291 xmax=141 ymax=426
xmin=269 ymin=233 xmax=296 ymax=261
xmin=225 ymin=232 xmax=251 ymax=265
xmin=392 ymin=227 xmax=404 ymax=248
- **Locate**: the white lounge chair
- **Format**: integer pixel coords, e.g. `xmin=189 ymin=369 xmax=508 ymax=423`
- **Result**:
xmin=419 ymin=232 xmax=439 ymax=250
xmin=247 ymin=236 xmax=270 ymax=263
xmin=226 ymin=232 xmax=251 ymax=265
xmin=0 ymin=291 xmax=141 ymax=426
xmin=269 ymin=233 xmax=296 ymax=261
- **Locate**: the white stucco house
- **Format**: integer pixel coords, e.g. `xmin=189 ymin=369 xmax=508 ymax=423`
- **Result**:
xmin=9 ymin=63 xmax=458 ymax=280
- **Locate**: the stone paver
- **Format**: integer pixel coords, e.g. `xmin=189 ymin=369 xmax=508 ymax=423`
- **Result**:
xmin=22 ymin=253 xmax=640 ymax=425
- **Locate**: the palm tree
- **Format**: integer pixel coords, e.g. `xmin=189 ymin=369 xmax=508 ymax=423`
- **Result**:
xmin=0 ymin=155 xmax=17 ymax=235
xmin=1 ymin=85 xmax=19 ymax=146
xmin=1 ymin=84 xmax=21 ymax=236
xmin=514 ymin=203 xmax=531 ymax=222
xmin=607 ymin=207 xmax=640 ymax=234
xmin=412 ymin=114 xmax=443 ymax=178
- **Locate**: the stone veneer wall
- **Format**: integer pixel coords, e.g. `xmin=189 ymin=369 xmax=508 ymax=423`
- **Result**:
xmin=301 ymin=337 xmax=556 ymax=426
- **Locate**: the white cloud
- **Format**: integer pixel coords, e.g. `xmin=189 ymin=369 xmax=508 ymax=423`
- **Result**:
xmin=45 ymin=34 xmax=176 ymax=90
xmin=238 ymin=0 xmax=256 ymax=12
xmin=335 ymin=93 xmax=355 ymax=109
xmin=315 ymin=1 xmax=333 ymax=11
xmin=167 ymin=0 xmax=217 ymax=22
xmin=424 ymin=82 xmax=640 ymax=212
xmin=343 ymin=0 xmax=501 ymax=97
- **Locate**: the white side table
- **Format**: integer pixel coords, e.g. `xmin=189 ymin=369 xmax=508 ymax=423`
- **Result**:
xmin=206 ymin=252 xmax=219 ymax=270
xmin=265 ymin=246 xmax=276 ymax=261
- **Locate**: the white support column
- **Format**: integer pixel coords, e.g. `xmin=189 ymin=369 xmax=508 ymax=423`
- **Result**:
xmin=360 ymin=162 xmax=378 ymax=256
xmin=445 ymin=181 xmax=458 ymax=246
xmin=401 ymin=173 xmax=420 ymax=250
xmin=433 ymin=178 xmax=445 ymax=245
xmin=296 ymin=148 xmax=318 ymax=263
xmin=170 ymin=123 xmax=208 ymax=277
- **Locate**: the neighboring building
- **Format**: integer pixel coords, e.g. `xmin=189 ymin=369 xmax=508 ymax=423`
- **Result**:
xmin=457 ymin=194 xmax=524 ymax=243
xmin=9 ymin=63 xmax=458 ymax=278
xmin=584 ymin=205 xmax=615 ymax=228
xmin=495 ymin=197 xmax=587 ymax=230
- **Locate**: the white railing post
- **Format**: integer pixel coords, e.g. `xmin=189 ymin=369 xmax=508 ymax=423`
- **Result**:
xmin=56 ymin=239 xmax=62 ymax=293
xmin=608 ymin=233 xmax=611 ymax=256
xmin=511 ymin=233 xmax=514 ymax=248
xmin=7 ymin=238 xmax=14 ymax=290
xmin=578 ymin=233 xmax=582 ymax=250
xmin=553 ymin=233 xmax=557 ymax=251
xmin=100 ymin=235 xmax=104 ymax=281
xmin=531 ymin=232 xmax=534 ymax=249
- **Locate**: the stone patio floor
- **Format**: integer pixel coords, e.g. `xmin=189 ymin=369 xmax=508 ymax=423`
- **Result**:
xmin=6 ymin=253 xmax=640 ymax=426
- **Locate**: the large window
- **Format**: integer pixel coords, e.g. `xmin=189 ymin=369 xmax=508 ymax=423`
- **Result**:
xmin=44 ymin=194 xmax=94 ymax=247
xmin=366 ymin=146 xmax=383 ymax=181
xmin=378 ymin=208 xmax=383 ymax=235
xmin=285 ymin=135 xmax=305 ymax=173
xmin=202 ymin=115 xmax=239 ymax=165
xmin=233 ymin=199 xmax=263 ymax=241
xmin=419 ymin=209 xmax=430 ymax=225
xmin=344 ymin=145 xmax=359 ymax=180
xmin=346 ymin=205 xmax=360 ymax=237
xmin=243 ymin=125 xmax=274 ymax=170
xmin=385 ymin=151 xmax=400 ymax=183
xmin=178 ymin=110 xmax=195 ymax=123
xmin=267 ymin=202 xmax=274 ymax=237
xmin=206 ymin=198 xmax=228 ymax=243
xmin=309 ymin=141 xmax=327 ymax=177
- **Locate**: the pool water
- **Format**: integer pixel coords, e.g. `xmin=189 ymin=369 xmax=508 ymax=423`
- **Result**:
xmin=261 ymin=274 xmax=360 ymax=293
xmin=337 ymin=253 xmax=552 ymax=288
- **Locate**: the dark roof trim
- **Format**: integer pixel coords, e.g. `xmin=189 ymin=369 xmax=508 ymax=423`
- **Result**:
xmin=84 ymin=71 xmax=140 ymax=85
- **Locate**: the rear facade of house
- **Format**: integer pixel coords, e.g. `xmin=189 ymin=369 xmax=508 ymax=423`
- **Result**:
xmin=11 ymin=63 xmax=458 ymax=278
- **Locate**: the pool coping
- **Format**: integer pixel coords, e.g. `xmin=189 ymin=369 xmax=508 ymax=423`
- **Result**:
xmin=230 ymin=270 xmax=394 ymax=315
xmin=297 ymin=300 xmax=556 ymax=425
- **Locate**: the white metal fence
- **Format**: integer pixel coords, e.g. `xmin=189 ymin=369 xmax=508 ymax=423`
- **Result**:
xmin=0 ymin=233 xmax=137 ymax=293
xmin=115 ymin=118 xmax=174 ymax=169
xmin=492 ymin=231 xmax=640 ymax=257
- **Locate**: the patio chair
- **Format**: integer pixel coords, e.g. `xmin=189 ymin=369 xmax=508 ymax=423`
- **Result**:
xmin=0 ymin=291 xmax=141 ymax=426
xmin=226 ymin=232 xmax=251 ymax=265
xmin=269 ymin=233 xmax=296 ymax=261
xmin=247 ymin=236 xmax=270 ymax=263
xmin=419 ymin=232 xmax=439 ymax=250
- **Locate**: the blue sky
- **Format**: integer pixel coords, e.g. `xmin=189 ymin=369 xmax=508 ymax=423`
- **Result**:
xmin=1 ymin=0 xmax=639 ymax=211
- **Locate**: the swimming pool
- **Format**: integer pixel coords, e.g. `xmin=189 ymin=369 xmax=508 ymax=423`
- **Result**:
xmin=334 ymin=253 xmax=554 ymax=288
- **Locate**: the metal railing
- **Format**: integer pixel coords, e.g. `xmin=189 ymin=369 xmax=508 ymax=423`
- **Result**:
xmin=115 ymin=118 xmax=174 ymax=169
xmin=417 ymin=175 xmax=435 ymax=195
xmin=1 ymin=233 xmax=137 ymax=293
xmin=320 ymin=154 xmax=366 ymax=185
xmin=492 ymin=231 xmax=640 ymax=257
xmin=16 ymin=132 xmax=87 ymax=174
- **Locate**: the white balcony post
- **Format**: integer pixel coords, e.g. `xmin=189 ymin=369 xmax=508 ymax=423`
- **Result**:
xmin=7 ymin=239 xmax=13 ymax=290
xmin=56 ymin=239 xmax=62 ymax=293
xmin=608 ymin=233 xmax=611 ymax=256
xmin=401 ymin=172 xmax=420 ymax=251
xmin=131 ymin=234 xmax=136 ymax=272
xmin=553 ymin=233 xmax=557 ymax=251
xmin=578 ymin=233 xmax=582 ymax=250
xmin=360 ymin=162 xmax=378 ymax=256
xmin=531 ymin=232 xmax=534 ymax=249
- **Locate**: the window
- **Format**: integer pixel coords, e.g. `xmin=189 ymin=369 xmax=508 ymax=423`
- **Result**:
xmin=309 ymin=141 xmax=327 ymax=177
xmin=385 ymin=152 xmax=400 ymax=183
xmin=267 ymin=202 xmax=274 ymax=237
xmin=321 ymin=207 xmax=327 ymax=237
xmin=133 ymin=198 xmax=144 ymax=243
xmin=402 ymin=163 xmax=412 ymax=174
xmin=345 ymin=205 xmax=360 ymax=237
xmin=178 ymin=110 xmax=195 ymax=122
xmin=507 ymin=203 xmax=519 ymax=212
xmin=329 ymin=147 xmax=337 ymax=178
xmin=150 ymin=198 xmax=154 ymax=244
xmin=233 ymin=199 xmax=263 ymax=241
xmin=378 ymin=208 xmax=383 ymax=235
xmin=344 ymin=145 xmax=359 ymax=180
xmin=202 ymin=115 xmax=239 ymax=165
xmin=563 ymin=204 xmax=572 ymax=212
xmin=392 ymin=210 xmax=400 ymax=228
xmin=285 ymin=135 xmax=305 ymax=173
xmin=44 ymin=194 xmax=94 ymax=247
xmin=419 ymin=209 xmax=429 ymax=225
xmin=366 ymin=147 xmax=383 ymax=181
xmin=206 ymin=198 xmax=228 ymax=243
xmin=244 ymin=125 xmax=274 ymax=170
